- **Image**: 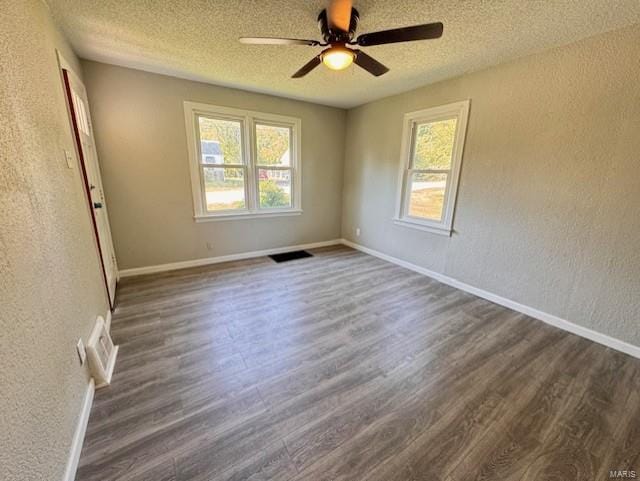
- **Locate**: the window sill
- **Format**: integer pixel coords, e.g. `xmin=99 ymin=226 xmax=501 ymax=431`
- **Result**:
xmin=392 ymin=218 xmax=452 ymax=236
xmin=195 ymin=209 xmax=303 ymax=223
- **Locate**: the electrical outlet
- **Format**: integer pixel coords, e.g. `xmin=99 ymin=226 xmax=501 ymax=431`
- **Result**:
xmin=76 ymin=339 xmax=86 ymax=365
xmin=64 ymin=149 xmax=75 ymax=169
xmin=356 ymin=227 xmax=361 ymax=237
xmin=206 ymin=242 xmax=214 ymax=251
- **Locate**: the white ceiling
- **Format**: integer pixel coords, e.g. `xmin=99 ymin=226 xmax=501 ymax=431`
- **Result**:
xmin=46 ymin=0 xmax=640 ymax=108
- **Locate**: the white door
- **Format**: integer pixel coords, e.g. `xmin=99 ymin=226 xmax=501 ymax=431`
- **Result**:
xmin=63 ymin=68 xmax=118 ymax=306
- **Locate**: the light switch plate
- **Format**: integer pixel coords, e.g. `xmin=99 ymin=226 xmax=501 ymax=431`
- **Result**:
xmin=64 ymin=149 xmax=75 ymax=169
xmin=76 ymin=338 xmax=86 ymax=365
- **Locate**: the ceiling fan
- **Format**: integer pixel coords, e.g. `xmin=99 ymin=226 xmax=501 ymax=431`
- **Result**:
xmin=239 ymin=0 xmax=443 ymax=78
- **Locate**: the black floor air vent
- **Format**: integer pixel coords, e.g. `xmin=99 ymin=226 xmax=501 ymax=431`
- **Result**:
xmin=269 ymin=250 xmax=313 ymax=263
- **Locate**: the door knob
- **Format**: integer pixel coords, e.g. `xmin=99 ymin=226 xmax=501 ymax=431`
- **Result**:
xmin=93 ymin=202 xmax=103 ymax=209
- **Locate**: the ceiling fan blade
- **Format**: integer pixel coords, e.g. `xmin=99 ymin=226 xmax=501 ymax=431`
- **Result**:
xmin=292 ymin=55 xmax=322 ymax=78
xmin=356 ymin=22 xmax=443 ymax=46
xmin=327 ymin=0 xmax=353 ymax=32
xmin=353 ymin=50 xmax=389 ymax=76
xmin=239 ymin=37 xmax=320 ymax=46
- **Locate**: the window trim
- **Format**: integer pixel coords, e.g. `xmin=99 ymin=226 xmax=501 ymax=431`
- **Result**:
xmin=393 ymin=100 xmax=470 ymax=236
xmin=183 ymin=101 xmax=302 ymax=221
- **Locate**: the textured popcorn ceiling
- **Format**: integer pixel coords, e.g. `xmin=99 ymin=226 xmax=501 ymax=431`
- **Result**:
xmin=46 ymin=0 xmax=640 ymax=108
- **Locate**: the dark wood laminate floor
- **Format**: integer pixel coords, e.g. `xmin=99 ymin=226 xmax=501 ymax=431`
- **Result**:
xmin=76 ymin=245 xmax=640 ymax=481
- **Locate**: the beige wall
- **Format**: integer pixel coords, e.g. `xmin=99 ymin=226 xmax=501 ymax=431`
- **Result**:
xmin=0 ymin=1 xmax=110 ymax=480
xmin=81 ymin=61 xmax=346 ymax=270
xmin=342 ymin=24 xmax=640 ymax=346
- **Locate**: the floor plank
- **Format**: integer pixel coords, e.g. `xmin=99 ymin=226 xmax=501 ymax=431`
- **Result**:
xmin=75 ymin=245 xmax=640 ymax=481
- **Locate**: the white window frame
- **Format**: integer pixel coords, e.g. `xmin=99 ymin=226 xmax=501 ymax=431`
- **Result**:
xmin=394 ymin=100 xmax=470 ymax=236
xmin=183 ymin=101 xmax=302 ymax=222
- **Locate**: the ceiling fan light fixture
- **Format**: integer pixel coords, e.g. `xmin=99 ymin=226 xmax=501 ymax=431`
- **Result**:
xmin=321 ymin=46 xmax=355 ymax=70
xmin=241 ymin=1 xmax=443 ymax=78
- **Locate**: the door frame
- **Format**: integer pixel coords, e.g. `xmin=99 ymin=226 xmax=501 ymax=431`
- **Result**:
xmin=57 ymin=51 xmax=117 ymax=309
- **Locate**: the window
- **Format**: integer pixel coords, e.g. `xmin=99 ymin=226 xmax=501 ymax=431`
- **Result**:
xmin=395 ymin=100 xmax=470 ymax=235
xmin=184 ymin=102 xmax=301 ymax=221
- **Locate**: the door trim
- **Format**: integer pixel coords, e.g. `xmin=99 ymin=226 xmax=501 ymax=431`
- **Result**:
xmin=58 ymin=52 xmax=115 ymax=309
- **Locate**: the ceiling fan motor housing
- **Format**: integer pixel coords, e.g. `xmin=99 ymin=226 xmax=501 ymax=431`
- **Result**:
xmin=318 ymin=8 xmax=360 ymax=44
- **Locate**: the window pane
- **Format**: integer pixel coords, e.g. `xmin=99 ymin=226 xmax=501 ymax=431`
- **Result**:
xmin=256 ymin=124 xmax=291 ymax=166
xmin=408 ymin=172 xmax=447 ymax=221
xmin=412 ymin=118 xmax=457 ymax=170
xmin=258 ymin=169 xmax=291 ymax=209
xmin=198 ymin=116 xmax=243 ymax=165
xmin=204 ymin=167 xmax=245 ymax=211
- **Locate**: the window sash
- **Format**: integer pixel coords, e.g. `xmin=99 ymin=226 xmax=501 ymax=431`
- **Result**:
xmin=253 ymin=121 xmax=295 ymax=210
xmin=407 ymin=168 xmax=451 ymax=175
xmin=403 ymin=169 xmax=451 ymax=221
xmin=200 ymin=165 xmax=249 ymax=214
xmin=195 ymin=114 xmax=247 ymax=166
xmin=254 ymin=121 xmax=294 ymax=167
xmin=195 ymin=113 xmax=251 ymax=214
xmin=255 ymin=166 xmax=295 ymax=210
xmin=402 ymin=160 xmax=455 ymax=222
xmin=408 ymin=116 xmax=458 ymax=171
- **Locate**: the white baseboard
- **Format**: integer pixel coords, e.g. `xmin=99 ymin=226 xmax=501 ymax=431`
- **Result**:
xmin=341 ymin=238 xmax=640 ymax=360
xmin=119 ymin=239 xmax=343 ymax=278
xmin=62 ymin=378 xmax=95 ymax=481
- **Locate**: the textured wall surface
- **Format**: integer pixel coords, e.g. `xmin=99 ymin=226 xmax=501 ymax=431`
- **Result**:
xmin=342 ymin=24 xmax=640 ymax=346
xmin=81 ymin=61 xmax=346 ymax=270
xmin=0 ymin=1 xmax=110 ymax=480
